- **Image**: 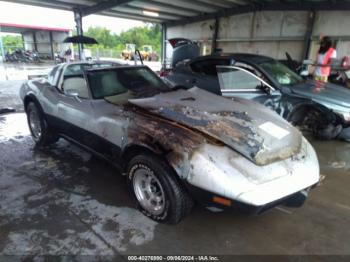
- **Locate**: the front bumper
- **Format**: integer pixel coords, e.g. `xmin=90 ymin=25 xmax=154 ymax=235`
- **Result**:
xmin=186 ymin=183 xmax=313 ymax=215
xmin=186 ymin=137 xmax=320 ymax=207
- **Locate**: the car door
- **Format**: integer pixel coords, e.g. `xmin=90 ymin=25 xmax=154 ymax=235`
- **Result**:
xmin=85 ymin=68 xmax=133 ymax=158
xmin=216 ymin=65 xmax=282 ymax=111
xmin=52 ymin=64 xmax=95 ymax=145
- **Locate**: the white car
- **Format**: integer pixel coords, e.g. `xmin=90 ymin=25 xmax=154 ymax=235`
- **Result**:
xmin=20 ymin=61 xmax=320 ymax=224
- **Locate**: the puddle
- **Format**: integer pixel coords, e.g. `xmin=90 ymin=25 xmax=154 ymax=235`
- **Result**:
xmin=0 ymin=113 xmax=30 ymax=143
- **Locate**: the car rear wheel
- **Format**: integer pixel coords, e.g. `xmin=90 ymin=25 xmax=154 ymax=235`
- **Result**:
xmin=127 ymin=154 xmax=193 ymax=224
xmin=26 ymin=102 xmax=58 ymax=147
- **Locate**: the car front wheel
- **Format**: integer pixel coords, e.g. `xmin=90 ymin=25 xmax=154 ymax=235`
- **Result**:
xmin=127 ymin=154 xmax=193 ymax=224
xmin=26 ymin=102 xmax=58 ymax=147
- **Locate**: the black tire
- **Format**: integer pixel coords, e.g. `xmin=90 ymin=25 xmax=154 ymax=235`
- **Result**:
xmin=289 ymin=107 xmax=341 ymax=139
xmin=26 ymin=102 xmax=58 ymax=147
xmin=127 ymin=154 xmax=193 ymax=224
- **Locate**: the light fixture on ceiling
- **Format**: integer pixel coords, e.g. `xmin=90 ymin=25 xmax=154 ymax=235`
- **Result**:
xmin=142 ymin=10 xmax=159 ymax=17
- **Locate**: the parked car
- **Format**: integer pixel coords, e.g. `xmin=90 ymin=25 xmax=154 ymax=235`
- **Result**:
xmin=163 ymin=39 xmax=350 ymax=141
xmin=20 ymin=61 xmax=320 ymax=224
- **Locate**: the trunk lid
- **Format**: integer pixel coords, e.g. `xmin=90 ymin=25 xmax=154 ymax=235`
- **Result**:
xmin=129 ymin=87 xmax=302 ymax=166
xmin=169 ymin=38 xmax=200 ymax=68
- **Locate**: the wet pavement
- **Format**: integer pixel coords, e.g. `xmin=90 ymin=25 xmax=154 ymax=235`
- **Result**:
xmin=0 ymin=112 xmax=349 ymax=259
xmin=0 ymin=62 xmax=53 ymax=81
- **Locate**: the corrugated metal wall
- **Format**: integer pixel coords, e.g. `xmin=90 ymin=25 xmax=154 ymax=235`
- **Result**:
xmin=167 ymin=10 xmax=350 ymax=62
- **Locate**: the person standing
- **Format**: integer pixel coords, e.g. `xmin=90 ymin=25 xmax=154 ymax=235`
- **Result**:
xmin=314 ymin=36 xmax=337 ymax=82
xmin=65 ymin=47 xmax=72 ymax=62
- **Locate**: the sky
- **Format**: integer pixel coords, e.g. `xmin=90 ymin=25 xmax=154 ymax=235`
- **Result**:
xmin=0 ymin=1 xmax=144 ymax=35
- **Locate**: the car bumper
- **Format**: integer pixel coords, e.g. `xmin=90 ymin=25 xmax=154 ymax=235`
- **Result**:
xmin=186 ymin=183 xmax=314 ymax=215
xmin=186 ymin=137 xmax=320 ymax=207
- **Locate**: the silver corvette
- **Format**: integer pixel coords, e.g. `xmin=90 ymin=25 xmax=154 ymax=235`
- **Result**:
xmin=20 ymin=61 xmax=320 ymax=224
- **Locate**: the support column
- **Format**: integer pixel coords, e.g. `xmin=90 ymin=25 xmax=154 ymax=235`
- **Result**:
xmin=303 ymin=11 xmax=316 ymax=60
xmin=161 ymin=23 xmax=167 ymax=69
xmin=74 ymin=9 xmax=84 ymax=60
xmin=49 ymin=31 xmax=54 ymax=60
xmin=211 ymin=17 xmax=219 ymax=54
xmin=0 ymin=26 xmax=5 ymax=61
xmin=33 ymin=32 xmax=38 ymax=52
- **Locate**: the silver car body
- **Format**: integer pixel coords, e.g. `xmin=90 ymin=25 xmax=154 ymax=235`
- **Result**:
xmin=20 ymin=62 xmax=320 ymax=210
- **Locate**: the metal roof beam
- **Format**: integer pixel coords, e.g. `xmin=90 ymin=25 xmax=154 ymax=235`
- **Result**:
xmin=130 ymin=0 xmax=201 ymax=16
xmin=149 ymin=0 xmax=217 ymax=13
xmin=112 ymin=5 xmax=186 ymax=20
xmin=6 ymin=0 xmax=81 ymax=11
xmin=101 ymin=10 xmax=164 ymax=23
xmin=81 ymin=0 xmax=135 ymax=16
xmin=167 ymin=1 xmax=350 ymax=26
xmin=121 ymin=4 xmax=188 ymax=19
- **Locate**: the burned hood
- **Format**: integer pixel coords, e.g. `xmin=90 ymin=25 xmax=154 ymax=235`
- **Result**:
xmin=128 ymin=87 xmax=302 ymax=166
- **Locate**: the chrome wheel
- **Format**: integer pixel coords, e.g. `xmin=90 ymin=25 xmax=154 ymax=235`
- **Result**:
xmin=133 ymin=167 xmax=165 ymax=216
xmin=28 ymin=106 xmax=42 ymax=140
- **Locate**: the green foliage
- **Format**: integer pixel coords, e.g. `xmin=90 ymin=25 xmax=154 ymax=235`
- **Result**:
xmin=83 ymin=23 xmax=161 ymax=59
xmin=1 ymin=35 xmax=23 ymax=53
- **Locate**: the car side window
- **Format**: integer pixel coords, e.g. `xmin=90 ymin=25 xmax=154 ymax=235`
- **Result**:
xmin=217 ymin=67 xmax=263 ymax=91
xmin=233 ymin=62 xmax=262 ymax=77
xmin=190 ymin=59 xmax=230 ymax=76
xmin=61 ymin=64 xmax=90 ymax=98
xmin=62 ymin=77 xmax=90 ymax=99
xmin=88 ymin=70 xmax=128 ymax=99
xmin=64 ymin=64 xmax=86 ymax=78
xmin=48 ymin=65 xmax=60 ymax=86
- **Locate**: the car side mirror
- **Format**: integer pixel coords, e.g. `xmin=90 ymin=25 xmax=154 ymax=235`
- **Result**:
xmin=65 ymin=89 xmax=81 ymax=102
xmin=260 ymin=83 xmax=271 ymax=94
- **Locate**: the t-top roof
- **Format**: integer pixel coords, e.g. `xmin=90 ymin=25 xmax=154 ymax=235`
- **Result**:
xmin=4 ymin=0 xmax=350 ymax=26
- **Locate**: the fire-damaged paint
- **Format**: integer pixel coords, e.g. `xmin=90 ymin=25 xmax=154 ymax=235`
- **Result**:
xmin=20 ymin=62 xmax=320 ymax=222
xmin=128 ymin=87 xmax=302 ymax=166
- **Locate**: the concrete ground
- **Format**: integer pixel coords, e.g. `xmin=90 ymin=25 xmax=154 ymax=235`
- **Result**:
xmin=0 ymin=75 xmax=350 ymax=260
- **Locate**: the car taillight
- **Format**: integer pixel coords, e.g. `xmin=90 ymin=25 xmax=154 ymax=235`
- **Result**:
xmin=160 ymin=70 xmax=170 ymax=77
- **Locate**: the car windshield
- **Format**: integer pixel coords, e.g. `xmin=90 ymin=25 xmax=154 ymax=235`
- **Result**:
xmin=87 ymin=67 xmax=170 ymax=99
xmin=259 ymin=60 xmax=303 ymax=86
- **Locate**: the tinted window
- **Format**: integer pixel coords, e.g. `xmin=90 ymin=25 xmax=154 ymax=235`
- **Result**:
xmin=88 ymin=67 xmax=170 ymax=99
xmin=217 ymin=67 xmax=262 ymax=90
xmin=190 ymin=59 xmax=230 ymax=76
xmin=259 ymin=60 xmax=303 ymax=86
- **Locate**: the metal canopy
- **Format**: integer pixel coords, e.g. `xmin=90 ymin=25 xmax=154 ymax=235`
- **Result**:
xmin=0 ymin=22 xmax=69 ymax=34
xmin=5 ymin=0 xmax=350 ymax=25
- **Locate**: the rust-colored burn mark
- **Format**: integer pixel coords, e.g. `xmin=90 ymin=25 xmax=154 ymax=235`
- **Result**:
xmin=125 ymin=105 xmax=210 ymax=173
xmin=148 ymin=105 xmax=263 ymax=160
xmin=213 ymin=111 xmax=252 ymax=122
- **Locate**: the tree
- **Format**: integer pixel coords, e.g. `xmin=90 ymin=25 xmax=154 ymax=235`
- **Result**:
xmin=84 ymin=23 xmax=161 ymax=52
xmin=1 ymin=34 xmax=23 ymax=53
xmin=84 ymin=26 xmax=119 ymax=48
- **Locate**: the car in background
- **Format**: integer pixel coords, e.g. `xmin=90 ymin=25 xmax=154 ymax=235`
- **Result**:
xmin=19 ymin=61 xmax=319 ymax=223
xmin=163 ymin=39 xmax=350 ymax=141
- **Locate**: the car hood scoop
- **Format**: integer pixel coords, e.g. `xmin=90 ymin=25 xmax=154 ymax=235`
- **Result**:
xmin=129 ymin=87 xmax=302 ymax=166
